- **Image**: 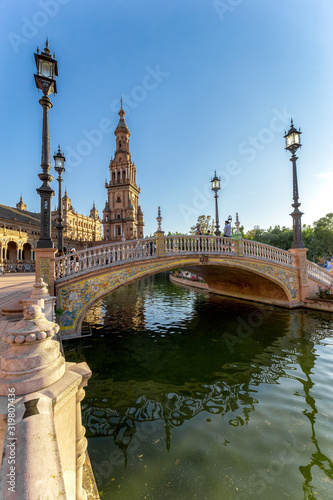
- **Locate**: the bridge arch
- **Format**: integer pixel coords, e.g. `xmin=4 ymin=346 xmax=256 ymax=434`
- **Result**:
xmin=56 ymin=254 xmax=299 ymax=338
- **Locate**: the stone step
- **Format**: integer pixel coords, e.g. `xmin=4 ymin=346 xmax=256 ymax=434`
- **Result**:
xmin=0 ymin=292 xmax=31 ymax=316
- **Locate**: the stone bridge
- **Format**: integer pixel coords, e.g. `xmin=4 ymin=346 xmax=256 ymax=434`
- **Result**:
xmin=48 ymin=234 xmax=333 ymax=338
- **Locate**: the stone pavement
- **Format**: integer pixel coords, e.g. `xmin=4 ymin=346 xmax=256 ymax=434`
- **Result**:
xmin=0 ymin=273 xmax=35 ymax=354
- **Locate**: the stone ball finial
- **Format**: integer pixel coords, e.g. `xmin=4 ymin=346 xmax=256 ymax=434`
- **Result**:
xmin=2 ymin=305 xmax=60 ymax=345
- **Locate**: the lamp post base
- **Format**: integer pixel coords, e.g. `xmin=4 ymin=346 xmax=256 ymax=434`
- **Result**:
xmin=34 ymin=247 xmax=57 ymax=294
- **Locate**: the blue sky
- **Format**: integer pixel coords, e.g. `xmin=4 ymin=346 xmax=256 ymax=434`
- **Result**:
xmin=1 ymin=0 xmax=333 ymax=236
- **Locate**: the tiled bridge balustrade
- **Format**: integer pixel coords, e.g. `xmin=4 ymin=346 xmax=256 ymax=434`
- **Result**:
xmin=52 ymin=235 xmax=333 ymax=338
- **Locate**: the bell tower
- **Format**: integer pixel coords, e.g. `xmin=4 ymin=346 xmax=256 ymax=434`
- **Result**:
xmin=103 ymin=101 xmax=144 ymax=241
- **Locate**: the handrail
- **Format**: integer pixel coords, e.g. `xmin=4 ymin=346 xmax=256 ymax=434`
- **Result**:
xmin=54 ymin=236 xmax=298 ymax=281
xmin=55 ymin=237 xmax=157 ymax=280
xmin=307 ymin=261 xmax=333 ymax=286
xmin=242 ymin=239 xmax=295 ymax=267
xmin=164 ymin=235 xmax=235 ymax=255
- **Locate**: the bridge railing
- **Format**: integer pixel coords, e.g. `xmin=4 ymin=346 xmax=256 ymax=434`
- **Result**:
xmin=242 ymin=239 xmax=295 ymax=267
xmin=164 ymin=235 xmax=235 ymax=255
xmin=307 ymin=261 xmax=333 ymax=286
xmin=55 ymin=237 xmax=157 ymax=280
xmin=55 ymin=235 xmax=298 ymax=281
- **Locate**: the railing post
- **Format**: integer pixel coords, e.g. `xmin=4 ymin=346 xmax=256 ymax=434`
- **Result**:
xmin=156 ymin=207 xmax=165 ymax=257
xmin=156 ymin=232 xmax=165 ymax=257
xmin=289 ymin=247 xmax=309 ymax=301
xmin=234 ymin=237 xmax=243 ymax=256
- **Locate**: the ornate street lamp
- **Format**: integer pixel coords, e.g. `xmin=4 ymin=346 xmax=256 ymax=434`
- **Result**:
xmin=34 ymin=39 xmax=58 ymax=248
xmin=284 ymin=119 xmax=305 ymax=248
xmin=54 ymin=146 xmax=66 ymax=254
xmin=211 ymin=171 xmax=221 ymax=236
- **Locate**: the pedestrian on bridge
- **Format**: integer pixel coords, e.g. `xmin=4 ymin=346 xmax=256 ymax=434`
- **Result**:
xmin=223 ymin=221 xmax=232 ymax=237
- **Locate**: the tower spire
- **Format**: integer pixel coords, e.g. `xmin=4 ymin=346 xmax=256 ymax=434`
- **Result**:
xmin=115 ymin=98 xmax=129 ymax=134
xmin=103 ymin=105 xmax=144 ymax=242
xmin=44 ymin=37 xmax=50 ymax=55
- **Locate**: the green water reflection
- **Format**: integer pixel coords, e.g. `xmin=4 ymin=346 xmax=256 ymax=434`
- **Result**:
xmin=65 ymin=273 xmax=333 ymax=499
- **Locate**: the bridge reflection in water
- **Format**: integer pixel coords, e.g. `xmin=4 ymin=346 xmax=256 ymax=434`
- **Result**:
xmin=64 ymin=274 xmax=333 ymax=500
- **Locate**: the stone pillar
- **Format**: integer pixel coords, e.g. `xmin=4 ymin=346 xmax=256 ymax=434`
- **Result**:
xmin=289 ymin=247 xmax=309 ymax=301
xmin=234 ymin=237 xmax=243 ymax=257
xmin=156 ymin=207 xmax=165 ymax=257
xmin=0 ymin=304 xmax=92 ymax=499
xmin=156 ymin=232 xmax=165 ymax=257
xmin=34 ymin=247 xmax=57 ymax=295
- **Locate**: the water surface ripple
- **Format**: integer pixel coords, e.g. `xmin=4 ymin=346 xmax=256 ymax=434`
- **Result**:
xmin=65 ymin=273 xmax=333 ymax=500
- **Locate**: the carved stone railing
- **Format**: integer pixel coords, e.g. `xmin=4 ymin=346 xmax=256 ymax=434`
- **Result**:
xmin=55 ymin=237 xmax=157 ymax=280
xmin=164 ymin=235 xmax=235 ymax=255
xmin=55 ymin=236 xmax=300 ymax=282
xmin=307 ymin=261 xmax=333 ymax=286
xmin=242 ymin=239 xmax=295 ymax=267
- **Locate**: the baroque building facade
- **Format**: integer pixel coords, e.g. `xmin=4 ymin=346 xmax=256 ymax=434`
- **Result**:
xmin=0 ymin=193 xmax=102 ymax=272
xmin=51 ymin=190 xmax=102 ymax=244
xmin=103 ymin=102 xmax=144 ymax=241
xmin=0 ymin=197 xmax=39 ymax=271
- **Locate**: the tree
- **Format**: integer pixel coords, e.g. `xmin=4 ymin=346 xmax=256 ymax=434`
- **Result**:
xmin=238 ymin=214 xmax=333 ymax=263
xmin=313 ymin=213 xmax=333 ymax=262
xmin=244 ymin=225 xmax=264 ymax=241
xmin=245 ymin=225 xmax=293 ymax=250
xmin=190 ymin=215 xmax=215 ymax=235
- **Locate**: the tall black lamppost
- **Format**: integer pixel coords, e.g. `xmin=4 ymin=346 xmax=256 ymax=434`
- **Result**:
xmin=211 ymin=171 xmax=221 ymax=236
xmin=34 ymin=39 xmax=58 ymax=248
xmin=54 ymin=146 xmax=66 ymax=254
xmin=284 ymin=119 xmax=305 ymax=248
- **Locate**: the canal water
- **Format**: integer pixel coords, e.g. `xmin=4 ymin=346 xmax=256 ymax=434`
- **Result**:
xmin=64 ymin=273 xmax=333 ymax=500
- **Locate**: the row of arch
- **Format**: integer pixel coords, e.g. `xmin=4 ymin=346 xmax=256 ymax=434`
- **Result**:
xmin=0 ymin=240 xmax=35 ymax=272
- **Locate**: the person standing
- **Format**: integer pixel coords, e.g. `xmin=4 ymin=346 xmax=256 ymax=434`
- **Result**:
xmin=223 ymin=220 xmax=232 ymax=237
